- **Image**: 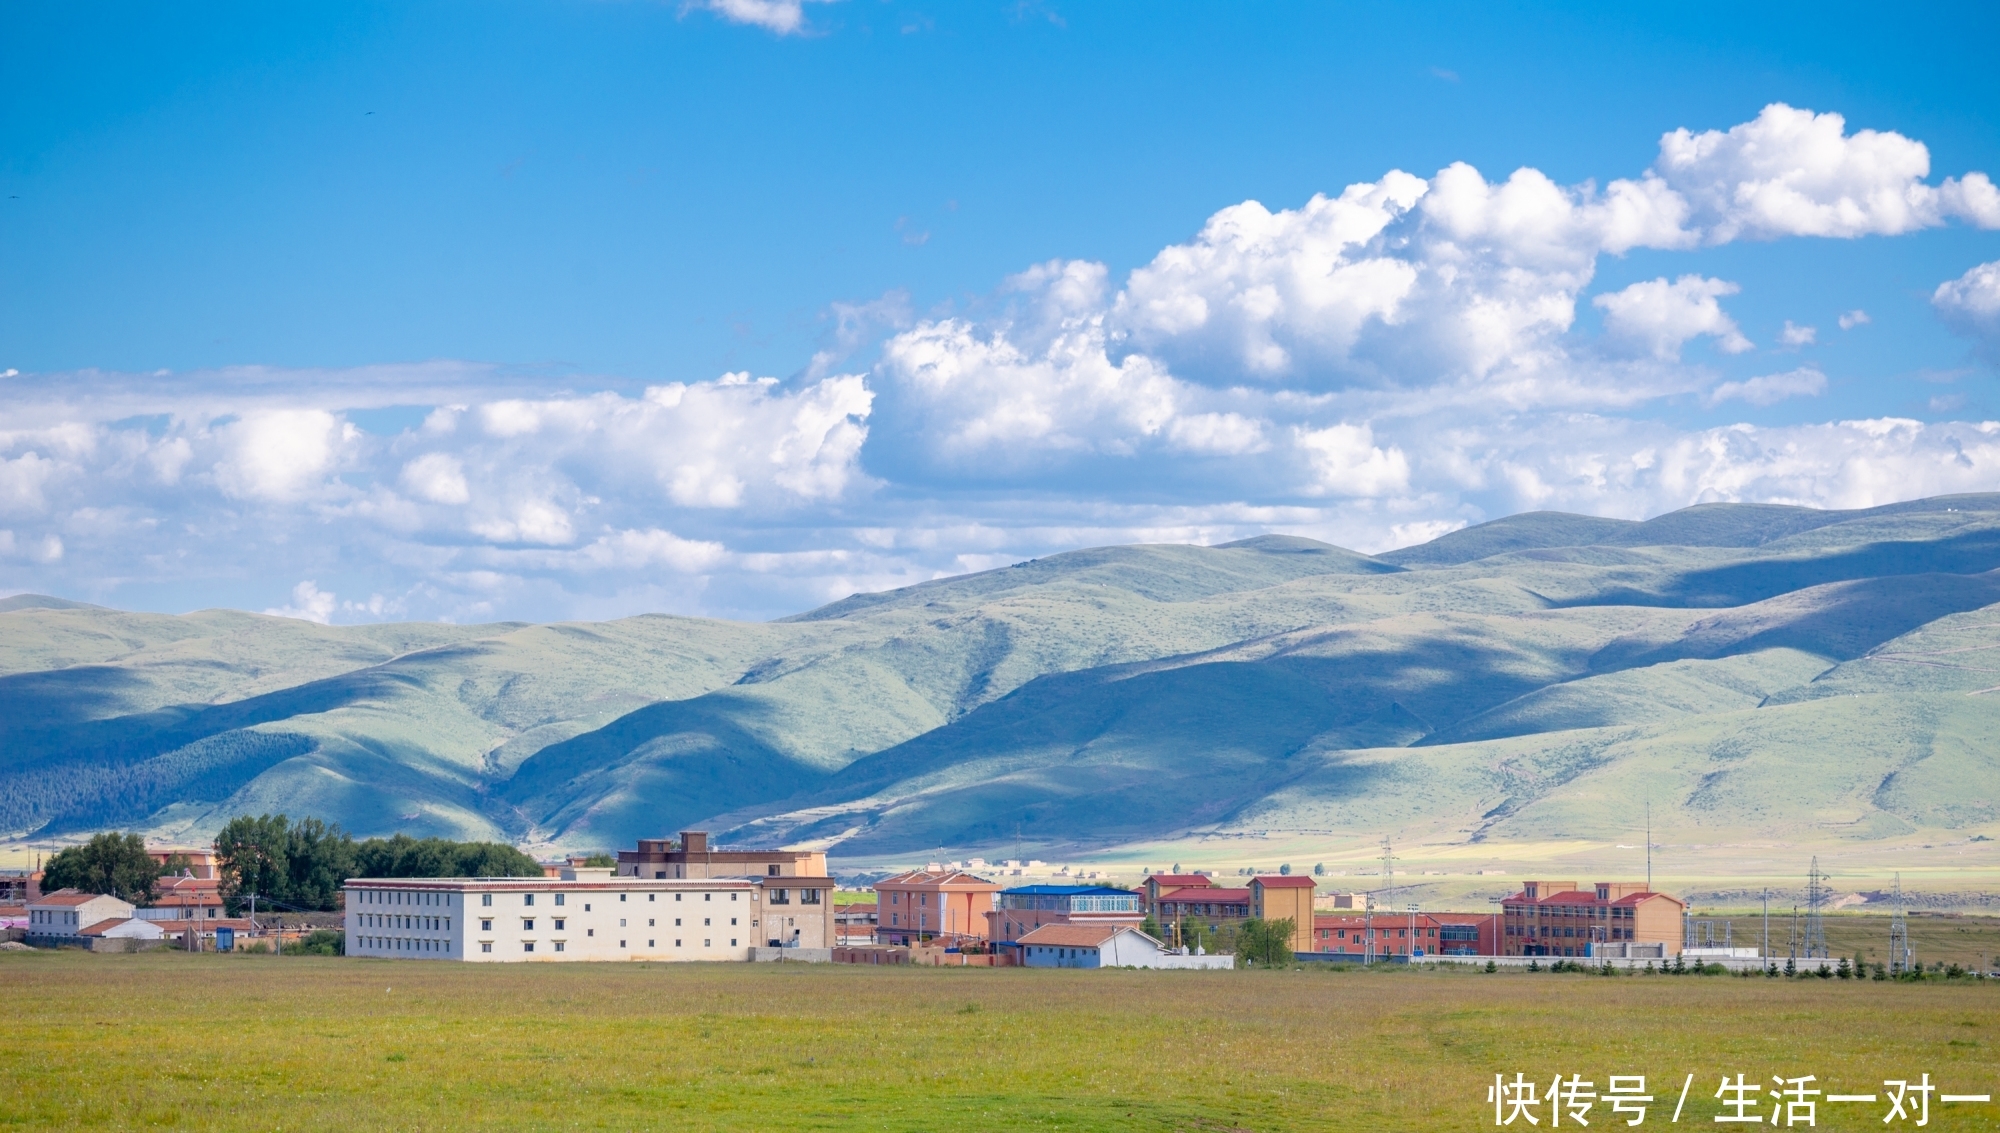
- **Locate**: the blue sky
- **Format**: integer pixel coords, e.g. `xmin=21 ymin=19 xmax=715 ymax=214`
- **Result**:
xmin=4 ymin=1 xmax=2000 ymax=622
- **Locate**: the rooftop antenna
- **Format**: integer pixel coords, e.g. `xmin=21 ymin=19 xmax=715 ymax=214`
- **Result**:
xmin=1804 ymin=857 xmax=1829 ymax=960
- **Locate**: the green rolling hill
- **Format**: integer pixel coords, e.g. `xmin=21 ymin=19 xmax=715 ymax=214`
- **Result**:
xmin=5 ymin=495 xmax=2000 ymax=892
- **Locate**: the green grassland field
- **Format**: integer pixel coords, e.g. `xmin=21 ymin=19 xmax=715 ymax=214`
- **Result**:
xmin=4 ymin=950 xmax=1996 ymax=1132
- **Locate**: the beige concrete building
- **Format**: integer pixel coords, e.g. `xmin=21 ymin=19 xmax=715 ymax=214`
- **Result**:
xmin=343 ymin=866 xmax=836 ymax=962
xmin=616 ymin=831 xmax=826 ymax=880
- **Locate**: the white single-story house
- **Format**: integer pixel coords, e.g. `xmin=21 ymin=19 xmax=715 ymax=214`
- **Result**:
xmin=1018 ymin=923 xmax=1235 ymax=969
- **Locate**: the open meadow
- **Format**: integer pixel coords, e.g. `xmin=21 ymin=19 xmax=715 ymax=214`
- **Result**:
xmin=4 ymin=951 xmax=1997 ymax=1131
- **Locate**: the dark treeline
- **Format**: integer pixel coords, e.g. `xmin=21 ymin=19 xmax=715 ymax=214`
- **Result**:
xmin=214 ymin=814 xmax=545 ymax=911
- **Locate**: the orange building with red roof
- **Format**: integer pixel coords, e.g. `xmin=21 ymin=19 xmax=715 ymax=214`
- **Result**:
xmin=873 ymin=868 xmax=1001 ymax=946
xmin=1501 ymin=880 xmax=1684 ymax=958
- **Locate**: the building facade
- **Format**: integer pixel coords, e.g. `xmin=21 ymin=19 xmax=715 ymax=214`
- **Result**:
xmin=27 ymin=890 xmax=135 ymax=943
xmin=1135 ymin=873 xmax=1214 ymax=916
xmin=343 ymin=866 xmax=835 ymax=962
xmin=1310 ymin=912 xmax=1501 ymax=959
xmin=1500 ymin=881 xmax=1685 ymax=958
xmin=1017 ymin=923 xmax=1233 ymax=969
xmin=873 ymin=869 xmax=1000 ymax=945
xmin=616 ymin=831 xmax=827 ymax=880
xmin=985 ymin=885 xmax=1143 ymax=944
xmin=1249 ymin=876 xmax=1318 ymax=952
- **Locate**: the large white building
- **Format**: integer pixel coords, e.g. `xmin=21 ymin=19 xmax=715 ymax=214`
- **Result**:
xmin=27 ymin=890 xmax=135 ymax=943
xmin=343 ymin=866 xmax=835 ymax=962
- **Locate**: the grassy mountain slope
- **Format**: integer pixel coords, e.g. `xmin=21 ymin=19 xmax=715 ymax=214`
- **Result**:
xmin=6 ymin=496 xmax=2000 ymax=870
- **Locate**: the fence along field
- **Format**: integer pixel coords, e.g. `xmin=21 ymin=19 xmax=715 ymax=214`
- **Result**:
xmin=3 ymin=951 xmax=1994 ymax=1131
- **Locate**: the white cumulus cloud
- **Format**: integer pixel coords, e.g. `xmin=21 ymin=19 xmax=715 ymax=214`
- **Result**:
xmin=687 ymin=0 xmax=835 ymax=36
xmin=1933 ymin=260 xmax=2000 ymax=363
xmin=1593 ymin=276 xmax=1754 ymax=359
xmin=265 ymin=580 xmax=337 ymax=624
xmin=1653 ymin=103 xmax=2000 ymax=241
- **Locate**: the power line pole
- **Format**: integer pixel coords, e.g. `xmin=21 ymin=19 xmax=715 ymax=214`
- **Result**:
xmin=1804 ymin=857 xmax=1828 ymax=961
xmin=1889 ymin=873 xmax=1912 ymax=976
xmin=1645 ymin=798 xmax=1653 ymax=892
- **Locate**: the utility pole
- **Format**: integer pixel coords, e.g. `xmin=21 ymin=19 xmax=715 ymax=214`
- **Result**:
xmin=1645 ymin=798 xmax=1653 ymax=892
xmin=1889 ymin=873 xmax=1912 ymax=976
xmin=1762 ymin=889 xmax=1770 ymax=962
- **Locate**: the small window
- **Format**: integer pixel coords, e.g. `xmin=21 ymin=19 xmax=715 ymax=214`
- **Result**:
xmin=481 ymin=894 xmax=492 ymax=908
xmin=704 ymin=917 xmax=711 ymax=926
xmin=481 ymin=919 xmax=493 ymax=931
xmin=481 ymin=941 xmax=493 ymax=953
xmin=648 ymin=893 xmax=656 ymax=902
xmin=554 ymin=919 xmax=565 ymax=931
xmin=648 ymin=918 xmax=655 ymax=927
xmin=619 ymin=939 xmax=627 ymax=947
xmin=648 ymin=939 xmax=655 ymax=947
xmin=730 ymin=917 xmax=737 ymax=926
xmin=767 ymin=865 xmax=779 ymax=876
xmin=524 ymin=894 xmax=535 ymax=907
xmin=655 ymin=871 xmax=665 ymax=879
xmin=554 ymin=941 xmax=565 ymax=952
xmin=620 ymin=894 xmax=628 ymax=903
xmin=584 ymin=903 xmax=591 ymax=912
xmin=675 ymin=939 xmax=682 ymax=947
xmin=524 ymin=919 xmax=536 ymax=931
xmin=675 ymin=918 xmax=682 ymax=926
xmin=802 ymin=888 xmax=821 ymax=905
xmin=555 ymin=894 xmax=565 ymax=906
xmin=730 ymin=893 xmax=738 ymax=902
xmin=524 ymin=941 xmax=535 ymax=953
xmin=730 ymin=938 xmax=737 ymax=946
xmin=675 ymin=894 xmax=683 ymax=902
xmin=704 ymin=938 xmax=711 ymax=947
xmin=704 ymin=894 xmax=712 ymax=902
xmin=620 ymin=918 xmax=627 ymax=927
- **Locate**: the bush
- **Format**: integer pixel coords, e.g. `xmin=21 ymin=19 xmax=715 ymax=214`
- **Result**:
xmin=1484 ymin=959 xmax=1497 ymax=973
xmin=284 ymin=929 xmax=344 ymax=956
xmin=1235 ymin=918 xmax=1295 ymax=967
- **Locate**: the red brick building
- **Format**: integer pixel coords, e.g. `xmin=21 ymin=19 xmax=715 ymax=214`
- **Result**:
xmin=1309 ymin=911 xmax=1500 ymax=959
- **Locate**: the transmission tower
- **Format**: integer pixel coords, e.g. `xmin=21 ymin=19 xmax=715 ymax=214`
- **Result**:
xmin=1889 ymin=873 xmax=1913 ymax=976
xmin=1379 ymin=835 xmax=1395 ymax=889
xmin=1804 ymin=857 xmax=1829 ymax=960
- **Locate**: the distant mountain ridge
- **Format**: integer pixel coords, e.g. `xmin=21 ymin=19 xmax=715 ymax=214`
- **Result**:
xmin=6 ymin=494 xmax=2000 ymax=865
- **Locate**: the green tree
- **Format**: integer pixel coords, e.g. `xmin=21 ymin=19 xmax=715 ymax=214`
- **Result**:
xmin=215 ymin=814 xmax=292 ymax=911
xmin=1140 ymin=912 xmax=1162 ymax=940
xmin=284 ymin=817 xmax=356 ymax=911
xmin=580 ymin=852 xmax=616 ymax=868
xmin=1278 ymin=863 xmax=1292 ymax=876
xmin=40 ymin=832 xmax=164 ymax=903
xmin=1236 ymin=917 xmax=1296 ymax=966
xmin=350 ymin=833 xmax=541 ymax=879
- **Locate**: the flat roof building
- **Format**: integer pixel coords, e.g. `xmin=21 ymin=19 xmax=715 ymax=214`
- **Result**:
xmin=986 ymin=885 xmax=1142 ymax=946
xmin=616 ymin=830 xmax=826 ymax=881
xmin=1501 ymin=881 xmax=1684 ymax=958
xmin=343 ymin=865 xmax=835 ymax=962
